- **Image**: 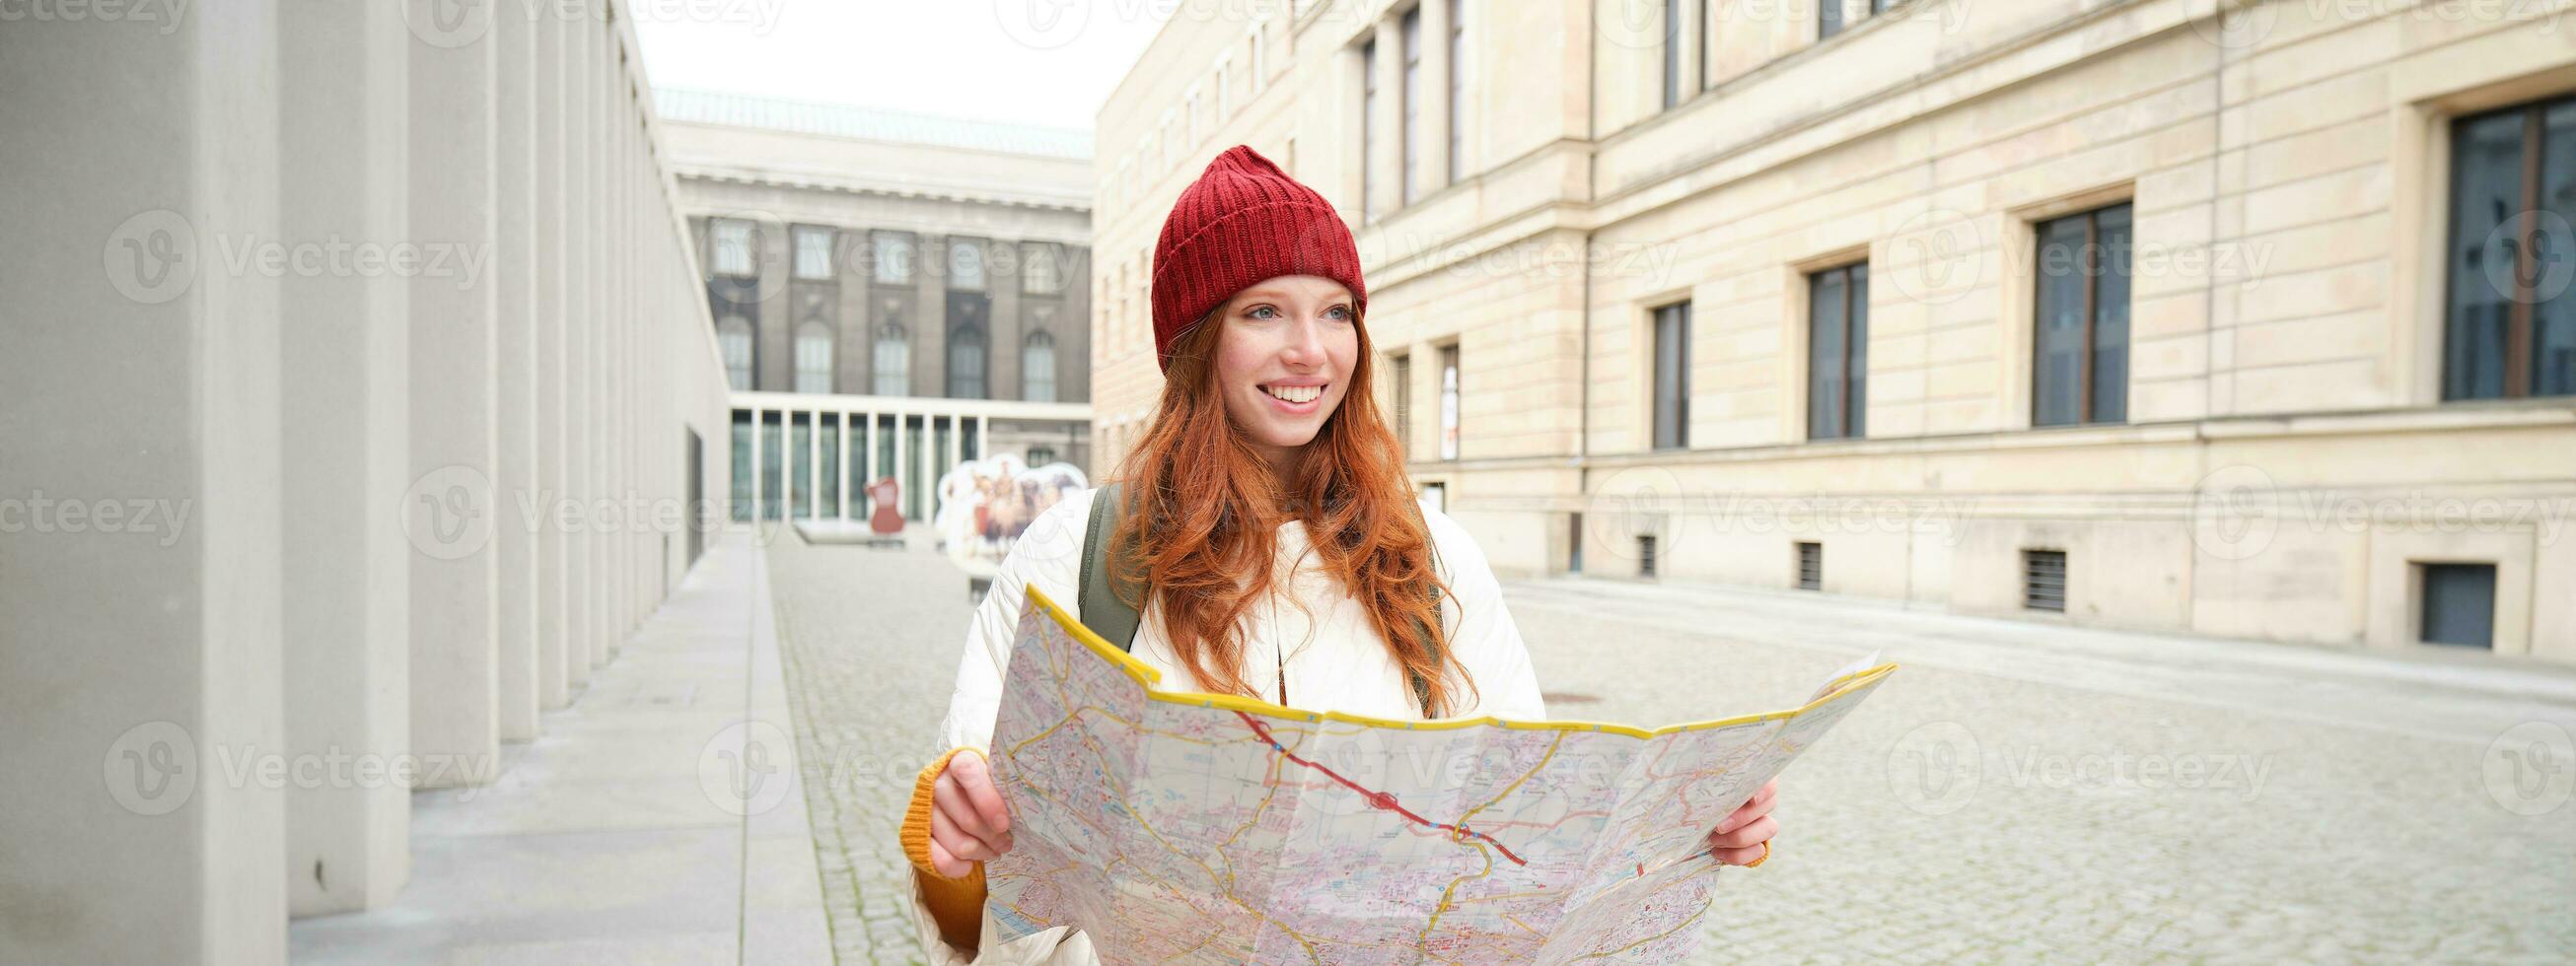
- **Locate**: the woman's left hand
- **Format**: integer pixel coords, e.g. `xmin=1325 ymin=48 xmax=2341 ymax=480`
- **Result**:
xmin=1706 ymin=779 xmax=1778 ymax=866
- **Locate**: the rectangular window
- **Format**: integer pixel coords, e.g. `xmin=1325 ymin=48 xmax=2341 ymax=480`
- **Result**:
xmin=1652 ymin=301 xmax=1691 ymax=449
xmin=2420 ymin=562 xmax=2498 ymax=648
xmin=1022 ymin=242 xmax=1062 ymax=296
xmin=1567 ymin=513 xmax=1585 ymax=575
xmin=1809 ymin=262 xmax=1870 ymax=440
xmin=1821 ymin=0 xmax=1845 ymax=38
xmin=2023 ymin=549 xmax=2067 ymax=612
xmin=1796 ymin=541 xmax=1823 ymax=590
xmin=1637 ymin=534 xmax=1659 ymax=579
xmin=710 ymin=218 xmax=754 ymax=278
xmin=792 ymin=225 xmax=833 ymax=281
xmin=2445 ymin=98 xmax=2576 ymax=400
xmin=1662 ymin=0 xmax=1682 ymax=109
xmin=1438 ymin=343 xmax=1462 ymax=460
xmin=948 ymin=238 xmax=986 ymax=292
xmin=2032 ymin=203 xmax=2131 ymax=427
xmin=1447 ymin=0 xmax=1466 ymax=184
xmin=1361 ymin=38 xmax=1378 ymax=219
xmin=1392 ymin=352 xmax=1413 ymax=457
xmin=872 ymin=232 xmax=914 ymax=286
xmin=1402 ymin=7 xmax=1423 ymax=205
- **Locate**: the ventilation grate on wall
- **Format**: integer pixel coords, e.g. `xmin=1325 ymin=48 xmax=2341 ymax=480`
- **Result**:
xmin=2022 ymin=549 xmax=2066 ymax=612
xmin=1637 ymin=534 xmax=1658 ymax=580
xmin=1796 ymin=541 xmax=1822 ymax=591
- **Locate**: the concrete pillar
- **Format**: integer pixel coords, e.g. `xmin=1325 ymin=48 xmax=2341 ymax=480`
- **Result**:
xmin=978 ymin=415 xmax=990 ymax=463
xmin=492 ymin=0 xmax=541 ymax=743
xmin=587 ymin=16 xmax=612 ymax=666
xmin=917 ymin=236 xmax=948 ymax=395
xmin=563 ymin=4 xmax=595 ymax=683
xmin=750 ymin=407 xmax=765 ymax=524
xmin=406 ymin=0 xmax=503 ymax=789
xmin=1420 ymin=0 xmax=1454 ymax=193
xmin=0 ymin=5 xmax=289 ymax=960
xmin=279 ymin=0 xmax=412 ymax=917
xmin=808 ymin=409 xmax=822 ymax=518
xmin=534 ymin=1 xmax=571 ymax=710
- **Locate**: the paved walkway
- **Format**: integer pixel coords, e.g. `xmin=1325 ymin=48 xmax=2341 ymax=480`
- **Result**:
xmin=760 ymin=535 xmax=2576 ymax=964
xmin=291 ymin=533 xmax=831 ymax=965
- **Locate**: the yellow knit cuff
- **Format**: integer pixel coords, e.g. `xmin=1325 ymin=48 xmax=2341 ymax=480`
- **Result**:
xmin=900 ymin=747 xmax=990 ymax=952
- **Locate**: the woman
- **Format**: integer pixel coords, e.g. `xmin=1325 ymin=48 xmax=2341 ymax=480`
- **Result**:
xmin=895 ymin=145 xmax=1780 ymax=964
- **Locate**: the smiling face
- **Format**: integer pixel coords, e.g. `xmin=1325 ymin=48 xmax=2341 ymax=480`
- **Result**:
xmin=1209 ymin=275 xmax=1361 ymax=477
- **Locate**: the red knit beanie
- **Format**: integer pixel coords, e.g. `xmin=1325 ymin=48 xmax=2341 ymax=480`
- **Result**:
xmin=1150 ymin=144 xmax=1367 ymax=372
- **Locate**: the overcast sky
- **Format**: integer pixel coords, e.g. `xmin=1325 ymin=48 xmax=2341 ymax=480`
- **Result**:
xmin=633 ymin=1 xmax=1170 ymax=132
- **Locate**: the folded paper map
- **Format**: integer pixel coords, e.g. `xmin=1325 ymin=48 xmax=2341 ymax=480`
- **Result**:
xmin=984 ymin=586 xmax=1896 ymax=964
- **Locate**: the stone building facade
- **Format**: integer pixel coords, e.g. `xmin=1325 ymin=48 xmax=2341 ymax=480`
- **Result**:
xmin=661 ymin=92 xmax=1097 ymax=508
xmin=1092 ymin=0 xmax=2576 ymax=663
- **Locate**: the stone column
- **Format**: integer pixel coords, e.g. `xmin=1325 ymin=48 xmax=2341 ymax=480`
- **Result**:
xmin=534 ymin=0 xmax=571 ymax=710
xmin=493 ymin=0 xmax=541 ymax=743
xmin=917 ymin=236 xmax=948 ymax=396
xmin=562 ymin=1 xmax=595 ymax=686
xmin=0 ymin=5 xmax=288 ymax=960
xmin=280 ymin=0 xmax=412 ymax=917
xmin=406 ymin=0 xmax=504 ymax=790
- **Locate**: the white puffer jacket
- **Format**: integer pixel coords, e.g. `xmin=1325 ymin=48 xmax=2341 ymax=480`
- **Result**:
xmin=910 ymin=486 xmax=1546 ymax=964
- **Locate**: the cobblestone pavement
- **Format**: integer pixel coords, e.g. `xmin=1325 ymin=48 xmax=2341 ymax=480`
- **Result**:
xmin=763 ymin=533 xmax=2576 ymax=964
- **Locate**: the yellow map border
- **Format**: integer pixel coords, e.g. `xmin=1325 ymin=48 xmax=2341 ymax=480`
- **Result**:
xmin=1023 ymin=586 xmax=1897 ymax=740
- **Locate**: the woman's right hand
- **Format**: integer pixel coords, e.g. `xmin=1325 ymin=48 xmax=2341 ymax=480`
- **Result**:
xmin=926 ymin=750 xmax=1014 ymax=877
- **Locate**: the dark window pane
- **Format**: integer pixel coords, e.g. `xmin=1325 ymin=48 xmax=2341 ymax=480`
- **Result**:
xmin=2539 ymin=103 xmax=2576 ymax=396
xmin=1810 ymin=270 xmax=1848 ymax=439
xmin=2092 ymin=204 xmax=2131 ymax=424
xmin=1821 ymin=0 xmax=1844 ymax=38
xmin=2421 ymin=563 xmax=2497 ymax=648
xmin=2034 ymin=216 xmax=2088 ymax=426
xmin=1849 ymin=265 xmax=1869 ymax=438
xmin=2446 ymin=109 xmax=2524 ymax=400
xmin=1653 ymin=303 xmax=1689 ymax=449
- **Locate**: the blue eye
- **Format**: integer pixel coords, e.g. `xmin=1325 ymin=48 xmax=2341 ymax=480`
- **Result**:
xmin=1247 ymin=306 xmax=1278 ymax=319
xmin=1326 ymin=305 xmax=1354 ymax=321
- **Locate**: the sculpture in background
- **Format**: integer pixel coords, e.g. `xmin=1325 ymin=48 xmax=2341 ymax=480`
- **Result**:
xmin=934 ymin=454 xmax=1088 ymax=566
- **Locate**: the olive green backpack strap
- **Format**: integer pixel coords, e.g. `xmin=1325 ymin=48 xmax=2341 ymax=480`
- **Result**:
xmin=1078 ymin=482 xmax=1145 ymax=652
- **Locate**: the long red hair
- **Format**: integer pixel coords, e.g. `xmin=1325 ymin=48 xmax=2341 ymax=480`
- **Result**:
xmin=1108 ymin=307 xmax=1473 ymax=717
